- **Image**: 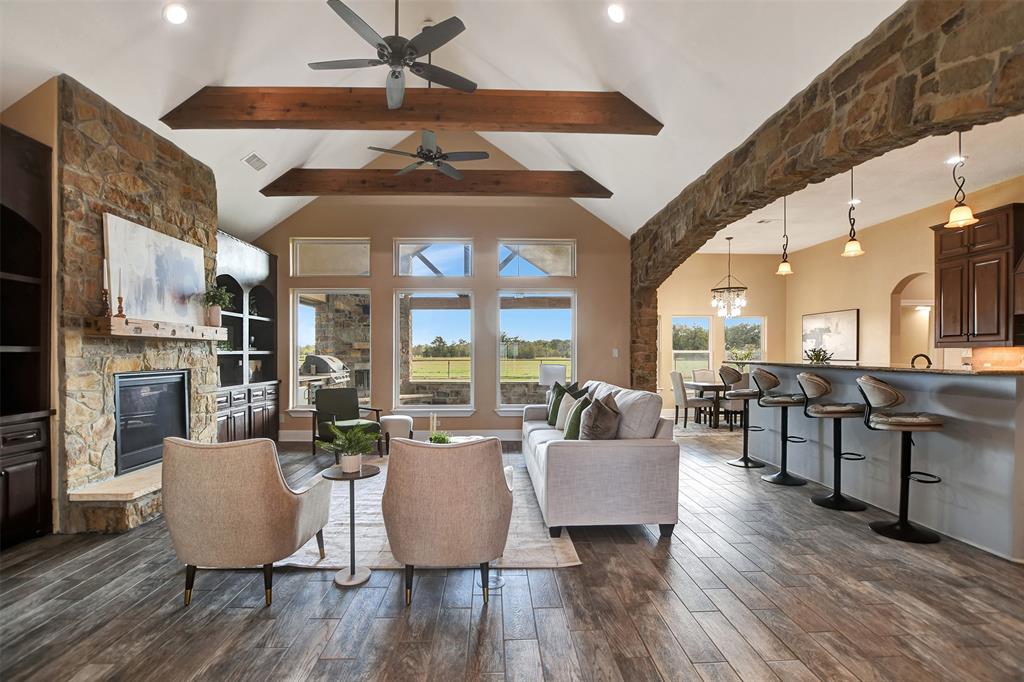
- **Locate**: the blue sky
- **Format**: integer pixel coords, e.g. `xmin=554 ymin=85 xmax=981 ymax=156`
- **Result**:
xmin=298 ymin=303 xmax=316 ymax=346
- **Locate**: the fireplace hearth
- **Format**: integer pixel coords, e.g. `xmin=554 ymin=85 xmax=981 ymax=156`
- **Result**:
xmin=114 ymin=370 xmax=190 ymax=475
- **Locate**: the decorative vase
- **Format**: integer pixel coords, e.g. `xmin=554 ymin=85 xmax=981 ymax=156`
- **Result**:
xmin=340 ymin=454 xmax=362 ymax=474
xmin=207 ymin=305 xmax=222 ymax=327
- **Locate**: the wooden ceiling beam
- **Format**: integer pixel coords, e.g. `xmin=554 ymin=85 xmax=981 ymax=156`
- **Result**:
xmin=161 ymin=87 xmax=662 ymax=135
xmin=260 ymin=169 xmax=612 ymax=198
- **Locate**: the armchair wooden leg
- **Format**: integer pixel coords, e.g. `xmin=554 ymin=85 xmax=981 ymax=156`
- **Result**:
xmin=184 ymin=564 xmax=196 ymax=606
xmin=405 ymin=565 xmax=414 ymax=606
xmin=480 ymin=562 xmax=490 ymax=604
xmin=316 ymin=529 xmax=326 ymax=560
xmin=385 ymin=432 xmax=391 ymax=455
xmin=263 ymin=563 xmax=273 ymax=607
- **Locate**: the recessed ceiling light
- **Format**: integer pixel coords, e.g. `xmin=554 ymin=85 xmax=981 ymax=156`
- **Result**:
xmin=163 ymin=3 xmax=188 ymax=25
xmin=607 ymin=4 xmax=625 ymax=23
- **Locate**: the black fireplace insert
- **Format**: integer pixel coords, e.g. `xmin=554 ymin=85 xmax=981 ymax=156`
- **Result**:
xmin=114 ymin=370 xmax=190 ymax=475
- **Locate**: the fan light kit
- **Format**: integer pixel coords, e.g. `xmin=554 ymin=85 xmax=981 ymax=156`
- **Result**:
xmin=841 ymin=168 xmax=865 ymax=258
xmin=308 ymin=0 xmax=477 ymax=110
xmin=369 ymin=129 xmax=489 ymax=180
xmin=775 ymin=196 xmax=793 ymax=276
xmin=163 ymin=3 xmax=188 ymax=24
xmin=944 ymin=131 xmax=980 ymax=229
xmin=711 ymin=237 xmax=748 ymax=318
xmin=607 ymin=4 xmax=626 ymax=23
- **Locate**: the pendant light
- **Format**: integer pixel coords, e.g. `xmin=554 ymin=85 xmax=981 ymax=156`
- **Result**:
xmin=711 ymin=236 xmax=748 ymax=318
xmin=944 ymin=131 xmax=979 ymax=229
xmin=841 ymin=168 xmax=865 ymax=258
xmin=775 ymin=196 xmax=793 ymax=276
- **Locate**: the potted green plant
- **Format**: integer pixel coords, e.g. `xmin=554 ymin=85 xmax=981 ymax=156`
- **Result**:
xmin=804 ymin=347 xmax=834 ymax=365
xmin=428 ymin=431 xmax=452 ymax=444
xmin=202 ymin=285 xmax=234 ymax=326
xmin=316 ymin=423 xmax=379 ymax=473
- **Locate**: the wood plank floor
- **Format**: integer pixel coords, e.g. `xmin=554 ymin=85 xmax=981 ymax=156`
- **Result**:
xmin=2 ymin=435 xmax=1024 ymax=681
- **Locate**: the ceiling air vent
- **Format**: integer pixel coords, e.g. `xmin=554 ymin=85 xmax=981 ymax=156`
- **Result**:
xmin=242 ymin=152 xmax=268 ymax=172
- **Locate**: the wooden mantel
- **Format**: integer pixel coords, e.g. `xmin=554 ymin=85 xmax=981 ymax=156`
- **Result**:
xmin=84 ymin=316 xmax=227 ymax=342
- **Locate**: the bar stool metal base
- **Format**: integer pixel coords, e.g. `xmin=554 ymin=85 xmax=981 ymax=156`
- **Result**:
xmin=761 ymin=470 xmax=806 ymax=486
xmin=729 ymin=403 xmax=765 ymax=468
xmin=869 ymin=519 xmax=940 ymax=544
xmin=727 ymin=457 xmax=765 ymax=469
xmin=812 ymin=491 xmax=867 ymax=511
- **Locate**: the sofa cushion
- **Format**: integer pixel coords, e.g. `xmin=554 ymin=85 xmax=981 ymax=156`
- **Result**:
xmin=580 ymin=394 xmax=621 ymax=440
xmin=614 ymin=388 xmax=663 ymax=439
xmin=528 ymin=428 xmax=565 ymax=453
xmin=589 ymin=381 xmax=620 ymax=403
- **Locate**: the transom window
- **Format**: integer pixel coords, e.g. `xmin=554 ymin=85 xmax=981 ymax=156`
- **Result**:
xmin=291 ymin=238 xmax=370 ymax=276
xmin=671 ymin=316 xmax=711 ymax=374
xmin=395 ymin=239 xmax=472 ymax=277
xmin=499 ymin=240 xmax=575 ymax=277
xmin=498 ymin=291 xmax=574 ymax=406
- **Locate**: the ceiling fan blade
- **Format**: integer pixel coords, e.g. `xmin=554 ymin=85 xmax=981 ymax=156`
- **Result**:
xmin=308 ymin=58 xmax=383 ymax=70
xmin=386 ymin=69 xmax=405 ymax=110
xmin=326 ymin=0 xmax=388 ymax=52
xmin=443 ymin=151 xmax=489 ymax=162
xmin=436 ymin=162 xmax=463 ymax=181
xmin=406 ymin=16 xmax=466 ymax=58
xmin=368 ymin=146 xmax=419 ymax=158
xmin=409 ymin=63 xmax=477 ymax=93
xmin=421 ymin=129 xmax=437 ymax=154
xmin=397 ymin=161 xmax=425 ymax=175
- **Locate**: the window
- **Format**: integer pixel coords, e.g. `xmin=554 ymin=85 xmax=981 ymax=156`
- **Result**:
xmin=395 ymin=291 xmax=473 ymax=408
xmin=498 ymin=291 xmax=574 ymax=406
xmin=396 ymin=239 xmax=472 ymax=277
xmin=291 ymin=238 xmax=370 ymax=276
xmin=499 ymin=240 xmax=575 ymax=277
xmin=671 ymin=316 xmax=711 ymax=374
xmin=725 ymin=316 xmax=764 ymax=363
xmin=292 ymin=290 xmax=371 ymax=409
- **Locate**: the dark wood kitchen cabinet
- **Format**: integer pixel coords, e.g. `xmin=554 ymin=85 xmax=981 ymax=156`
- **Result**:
xmin=933 ymin=204 xmax=1024 ymax=347
xmin=1 ymin=414 xmax=52 ymax=548
xmin=214 ymin=381 xmax=279 ymax=443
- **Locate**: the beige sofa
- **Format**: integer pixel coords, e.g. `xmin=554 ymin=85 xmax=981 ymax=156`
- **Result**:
xmin=522 ymin=380 xmax=679 ymax=538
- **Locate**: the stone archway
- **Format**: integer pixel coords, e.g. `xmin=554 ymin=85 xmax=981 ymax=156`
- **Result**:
xmin=630 ymin=0 xmax=1024 ymax=389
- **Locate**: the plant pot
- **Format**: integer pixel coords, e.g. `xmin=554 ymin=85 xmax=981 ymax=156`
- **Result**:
xmin=340 ymin=454 xmax=362 ymax=474
xmin=206 ymin=305 xmax=222 ymax=327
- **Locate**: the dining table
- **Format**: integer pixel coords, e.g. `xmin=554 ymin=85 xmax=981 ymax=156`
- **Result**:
xmin=684 ymin=380 xmax=729 ymax=429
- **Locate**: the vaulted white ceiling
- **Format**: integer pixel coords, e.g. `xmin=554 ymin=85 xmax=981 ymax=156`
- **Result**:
xmin=1 ymin=0 xmax=905 ymax=243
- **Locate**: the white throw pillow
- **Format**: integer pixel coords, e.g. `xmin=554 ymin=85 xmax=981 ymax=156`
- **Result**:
xmin=614 ymin=388 xmax=663 ymax=439
xmin=555 ymin=394 xmax=577 ymax=430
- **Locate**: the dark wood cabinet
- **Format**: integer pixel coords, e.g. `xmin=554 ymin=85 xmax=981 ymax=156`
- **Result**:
xmin=215 ymin=382 xmax=279 ymax=443
xmin=229 ymin=408 xmax=249 ymax=441
xmin=933 ymin=204 xmax=1024 ymax=347
xmin=0 ymin=416 xmax=52 ymax=548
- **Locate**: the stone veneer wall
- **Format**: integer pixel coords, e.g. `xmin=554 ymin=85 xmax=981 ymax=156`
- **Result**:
xmin=56 ymin=76 xmax=219 ymax=532
xmin=629 ymin=1 xmax=1024 ymax=389
xmin=311 ymin=292 xmax=371 ymax=397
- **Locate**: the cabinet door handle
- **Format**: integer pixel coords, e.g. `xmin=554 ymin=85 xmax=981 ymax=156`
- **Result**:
xmin=2 ymin=431 xmax=40 ymax=445
xmin=0 ymin=471 xmax=7 ymax=478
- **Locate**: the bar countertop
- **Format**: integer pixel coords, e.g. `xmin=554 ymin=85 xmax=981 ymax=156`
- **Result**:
xmin=745 ymin=360 xmax=1024 ymax=376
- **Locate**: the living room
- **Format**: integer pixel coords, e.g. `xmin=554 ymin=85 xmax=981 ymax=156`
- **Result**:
xmin=2 ymin=1 xmax=1024 ymax=680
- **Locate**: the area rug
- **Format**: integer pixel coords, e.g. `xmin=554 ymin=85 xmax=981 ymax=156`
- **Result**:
xmin=279 ymin=453 xmax=581 ymax=569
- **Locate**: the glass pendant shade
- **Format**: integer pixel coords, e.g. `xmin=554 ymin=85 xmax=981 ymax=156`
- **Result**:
xmin=945 ymin=203 xmax=979 ymax=229
xmin=775 ymin=260 xmax=793 ymax=276
xmin=710 ymin=237 xmax=747 ymax=319
xmin=841 ymin=238 xmax=865 ymax=258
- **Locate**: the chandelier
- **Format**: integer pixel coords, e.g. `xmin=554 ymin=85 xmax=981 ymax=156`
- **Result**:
xmin=710 ymin=237 xmax=747 ymax=318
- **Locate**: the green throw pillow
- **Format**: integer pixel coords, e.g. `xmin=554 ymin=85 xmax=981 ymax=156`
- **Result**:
xmin=563 ymin=397 xmax=591 ymax=440
xmin=547 ymin=381 xmax=579 ymax=425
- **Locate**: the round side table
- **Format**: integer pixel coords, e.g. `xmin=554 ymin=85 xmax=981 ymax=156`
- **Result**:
xmin=321 ymin=463 xmax=381 ymax=587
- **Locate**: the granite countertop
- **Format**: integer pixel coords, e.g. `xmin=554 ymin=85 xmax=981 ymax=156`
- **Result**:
xmin=745 ymin=360 xmax=1024 ymax=376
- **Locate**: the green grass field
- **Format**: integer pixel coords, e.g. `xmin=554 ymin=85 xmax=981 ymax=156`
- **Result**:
xmin=410 ymin=357 xmax=571 ymax=382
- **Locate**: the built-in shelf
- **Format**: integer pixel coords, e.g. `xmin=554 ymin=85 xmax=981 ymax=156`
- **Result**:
xmin=84 ymin=316 xmax=228 ymax=342
xmin=248 ymin=350 xmax=274 ymax=355
xmin=0 ymin=272 xmax=42 ymax=285
xmin=0 ymin=346 xmax=42 ymax=353
xmin=249 ymin=315 xmax=274 ymax=323
xmin=217 ymin=349 xmax=243 ymax=355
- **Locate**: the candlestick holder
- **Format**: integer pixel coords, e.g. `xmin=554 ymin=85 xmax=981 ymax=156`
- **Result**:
xmin=115 ymin=296 xmax=126 ymax=318
xmin=101 ymin=289 xmax=111 ymax=316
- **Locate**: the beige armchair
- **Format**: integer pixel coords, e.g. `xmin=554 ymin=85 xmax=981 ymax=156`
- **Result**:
xmin=382 ymin=437 xmax=513 ymax=605
xmin=162 ymin=437 xmax=332 ymax=607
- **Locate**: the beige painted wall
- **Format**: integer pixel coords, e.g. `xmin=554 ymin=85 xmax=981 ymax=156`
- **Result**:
xmin=656 ymin=254 xmax=787 ymax=408
xmin=784 ymin=175 xmax=1024 ymax=365
xmin=254 ymin=132 xmax=631 ymax=435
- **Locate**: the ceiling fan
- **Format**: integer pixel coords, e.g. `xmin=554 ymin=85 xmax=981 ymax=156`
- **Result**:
xmin=369 ymin=130 xmax=489 ymax=180
xmin=308 ymin=0 xmax=477 ymax=110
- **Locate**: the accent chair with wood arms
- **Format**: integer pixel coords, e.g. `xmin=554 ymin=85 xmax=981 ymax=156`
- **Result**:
xmin=162 ymin=437 xmax=332 ymax=607
xmin=382 ymin=437 xmax=513 ymax=606
xmin=312 ymin=387 xmax=382 ymax=458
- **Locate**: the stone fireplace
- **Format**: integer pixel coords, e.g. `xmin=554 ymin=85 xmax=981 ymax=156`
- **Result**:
xmin=114 ymin=370 xmax=190 ymax=475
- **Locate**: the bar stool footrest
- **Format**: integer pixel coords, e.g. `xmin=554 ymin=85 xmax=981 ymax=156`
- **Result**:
xmin=908 ymin=471 xmax=941 ymax=484
xmin=840 ymin=452 xmax=866 ymax=461
xmin=785 ymin=435 xmax=807 ymax=444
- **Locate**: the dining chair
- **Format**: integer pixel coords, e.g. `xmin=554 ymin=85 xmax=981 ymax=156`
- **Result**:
xmin=671 ymin=371 xmax=713 ymax=427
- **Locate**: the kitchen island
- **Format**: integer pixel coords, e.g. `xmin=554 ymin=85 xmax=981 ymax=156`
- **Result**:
xmin=745 ymin=361 xmax=1024 ymax=561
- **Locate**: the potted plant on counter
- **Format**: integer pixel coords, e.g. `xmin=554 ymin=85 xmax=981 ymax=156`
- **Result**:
xmin=202 ymin=285 xmax=234 ymax=327
xmin=317 ymin=423 xmax=378 ymax=473
xmin=804 ymin=347 xmax=834 ymax=365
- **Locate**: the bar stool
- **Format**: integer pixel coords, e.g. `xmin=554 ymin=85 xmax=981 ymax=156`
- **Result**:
xmin=718 ymin=366 xmax=764 ymax=468
xmin=796 ymin=372 xmax=867 ymax=511
xmin=751 ymin=368 xmax=806 ymax=486
xmin=856 ymin=375 xmax=944 ymax=544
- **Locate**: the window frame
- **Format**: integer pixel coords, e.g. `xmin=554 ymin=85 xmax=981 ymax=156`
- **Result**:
xmin=289 ymin=237 xmax=371 ymax=277
xmin=670 ymin=314 xmax=713 ymax=375
xmin=497 ymin=238 xmax=577 ymax=278
xmin=289 ymin=287 xmax=372 ymax=412
xmin=394 ymin=238 xmax=474 ymax=278
xmin=392 ymin=288 xmax=476 ymax=416
xmin=495 ymin=288 xmax=577 ymax=412
xmin=724 ymin=315 xmax=766 ymax=363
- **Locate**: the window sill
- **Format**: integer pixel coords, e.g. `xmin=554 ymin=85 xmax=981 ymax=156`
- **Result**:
xmin=494 ymin=406 xmax=526 ymax=418
xmin=392 ymin=406 xmax=476 ymax=418
xmin=287 ymin=407 xmax=314 ymax=418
